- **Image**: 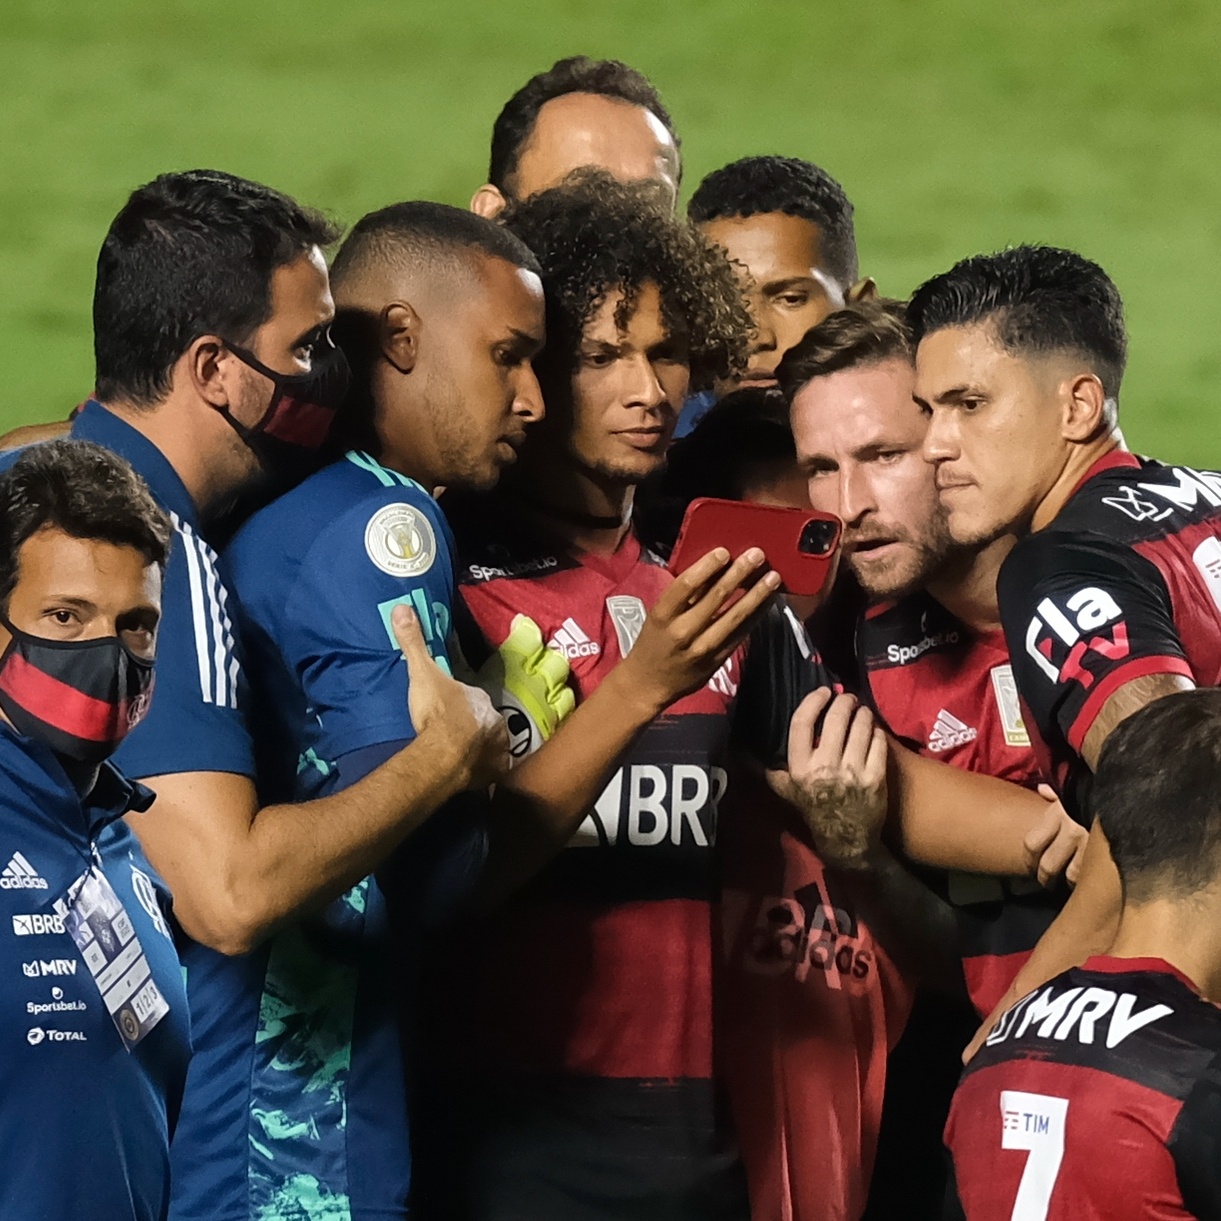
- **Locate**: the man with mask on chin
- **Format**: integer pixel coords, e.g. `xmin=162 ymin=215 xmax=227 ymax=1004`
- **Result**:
xmin=0 ymin=173 xmax=515 ymax=1221
xmin=0 ymin=439 xmax=188 ymax=1221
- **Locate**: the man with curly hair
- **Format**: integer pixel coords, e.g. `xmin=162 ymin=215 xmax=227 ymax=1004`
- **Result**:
xmin=412 ymin=171 xmax=842 ymax=1220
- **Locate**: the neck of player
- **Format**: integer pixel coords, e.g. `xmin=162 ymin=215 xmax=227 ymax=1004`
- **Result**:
xmin=1107 ymin=891 xmax=1221 ymax=1002
xmin=925 ymin=535 xmax=1016 ymax=635
xmin=503 ymin=456 xmax=633 ymax=553
xmin=1030 ymin=430 xmax=1127 ymax=533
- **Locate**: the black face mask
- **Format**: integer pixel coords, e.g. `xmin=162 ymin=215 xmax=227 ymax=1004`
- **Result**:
xmin=0 ymin=617 xmax=155 ymax=767
xmin=219 ymin=336 xmax=350 ymax=473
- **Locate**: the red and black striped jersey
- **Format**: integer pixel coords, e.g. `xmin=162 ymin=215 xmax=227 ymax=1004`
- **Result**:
xmin=946 ymin=957 xmax=1221 ymax=1220
xmin=998 ymin=452 xmax=1221 ymax=808
xmin=857 ymin=592 xmax=1064 ymax=1016
xmin=418 ymin=491 xmax=830 ymax=1220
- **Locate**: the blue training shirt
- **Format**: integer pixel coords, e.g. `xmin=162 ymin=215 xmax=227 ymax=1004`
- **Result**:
xmin=0 ymin=728 xmax=190 ymax=1221
xmin=192 ymin=450 xmax=484 ymax=1221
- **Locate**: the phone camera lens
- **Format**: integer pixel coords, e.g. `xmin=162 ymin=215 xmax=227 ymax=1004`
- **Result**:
xmin=798 ymin=519 xmax=838 ymax=556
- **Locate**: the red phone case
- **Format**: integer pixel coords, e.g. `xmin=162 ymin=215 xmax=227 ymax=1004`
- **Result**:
xmin=668 ymin=497 xmax=842 ymax=597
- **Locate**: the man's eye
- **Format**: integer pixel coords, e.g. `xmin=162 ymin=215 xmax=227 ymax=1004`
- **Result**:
xmin=777 ymin=293 xmax=810 ymax=308
xmin=51 ymin=610 xmax=74 ymax=625
xmin=582 ymin=352 xmax=616 ymax=369
xmin=876 ymin=451 xmax=904 ymax=464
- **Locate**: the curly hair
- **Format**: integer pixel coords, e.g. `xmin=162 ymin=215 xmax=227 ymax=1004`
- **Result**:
xmin=688 ymin=155 xmax=858 ymax=287
xmin=501 ymin=169 xmax=751 ymax=390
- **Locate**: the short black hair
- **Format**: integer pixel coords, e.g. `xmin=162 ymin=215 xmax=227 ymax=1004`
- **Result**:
xmin=687 ymin=156 xmax=858 ymax=287
xmin=0 ymin=440 xmax=172 ymax=611
xmin=488 ymin=56 xmax=680 ymax=196
xmin=329 ymin=200 xmax=540 ymax=293
xmin=635 ymin=387 xmax=795 ymax=559
xmin=327 ymin=202 xmax=543 ymax=456
xmin=777 ymin=298 xmax=912 ymax=403
xmin=502 ymin=169 xmax=751 ymax=392
xmin=94 ymin=169 xmax=341 ymax=408
xmin=1092 ymin=689 xmax=1221 ymax=904
xmin=907 ymin=244 xmax=1128 ymax=400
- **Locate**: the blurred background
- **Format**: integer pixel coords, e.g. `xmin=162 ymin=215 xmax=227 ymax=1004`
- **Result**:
xmin=3 ymin=0 xmax=1219 ymax=461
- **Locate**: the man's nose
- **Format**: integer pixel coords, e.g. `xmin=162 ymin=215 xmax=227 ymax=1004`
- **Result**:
xmin=839 ymin=465 xmax=878 ymax=526
xmin=623 ymin=355 xmax=667 ymax=410
xmin=921 ymin=409 xmax=958 ymax=465
xmin=512 ymin=364 xmax=545 ymax=424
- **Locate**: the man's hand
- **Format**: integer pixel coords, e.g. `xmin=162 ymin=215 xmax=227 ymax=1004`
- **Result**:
xmin=1024 ymin=784 xmax=1087 ymax=887
xmin=394 ymin=604 xmax=509 ymax=790
xmin=767 ymin=689 xmax=889 ymax=869
xmin=618 ymin=547 xmax=780 ymax=716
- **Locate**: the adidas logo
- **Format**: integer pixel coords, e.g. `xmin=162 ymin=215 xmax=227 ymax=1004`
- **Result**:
xmin=0 ymin=852 xmax=48 ymax=891
xmin=928 ymin=709 xmax=978 ymax=754
xmin=547 ymin=618 xmax=600 ymax=660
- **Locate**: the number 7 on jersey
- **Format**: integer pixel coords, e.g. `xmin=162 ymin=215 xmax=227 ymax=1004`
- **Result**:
xmin=999 ymin=1091 xmax=1069 ymax=1221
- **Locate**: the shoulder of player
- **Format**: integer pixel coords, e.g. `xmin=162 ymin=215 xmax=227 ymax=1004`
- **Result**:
xmin=1057 ymin=456 xmax=1221 ymax=537
xmin=998 ymin=515 xmax=1154 ymax=597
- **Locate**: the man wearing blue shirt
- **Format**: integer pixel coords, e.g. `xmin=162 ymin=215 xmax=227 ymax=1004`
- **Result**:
xmin=3 ymin=172 xmax=514 ymax=1220
xmin=226 ymin=200 xmax=784 ymax=1219
xmin=0 ymin=438 xmax=188 ymax=1221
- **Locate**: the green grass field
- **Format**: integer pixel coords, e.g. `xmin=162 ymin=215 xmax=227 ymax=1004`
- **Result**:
xmin=3 ymin=0 xmax=1219 ymax=462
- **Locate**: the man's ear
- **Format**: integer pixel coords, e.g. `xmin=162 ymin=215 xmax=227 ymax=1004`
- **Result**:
xmin=470 ymin=185 xmax=508 ymax=220
xmin=846 ymin=277 xmax=878 ymax=304
xmin=185 ymin=336 xmax=232 ymax=408
xmin=1061 ymin=372 xmax=1110 ymax=443
xmin=382 ymin=303 xmax=422 ymax=374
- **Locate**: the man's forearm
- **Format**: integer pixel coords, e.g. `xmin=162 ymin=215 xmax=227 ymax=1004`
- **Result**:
xmin=478 ymin=664 xmax=664 ymax=908
xmin=889 ymin=744 xmax=1056 ymax=874
xmin=834 ymin=848 xmax=963 ymax=994
xmin=137 ymin=728 xmax=472 ymax=954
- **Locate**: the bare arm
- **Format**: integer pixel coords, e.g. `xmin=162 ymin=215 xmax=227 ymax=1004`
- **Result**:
xmin=962 ymin=671 xmax=1194 ymax=1059
xmin=476 ymin=548 xmax=781 ymax=908
xmin=0 ymin=420 xmax=71 ymax=451
xmin=889 ymin=744 xmax=1086 ymax=879
xmin=129 ymin=607 xmax=509 ymax=955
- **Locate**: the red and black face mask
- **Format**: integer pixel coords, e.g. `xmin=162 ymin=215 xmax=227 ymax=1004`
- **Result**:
xmin=219 ymin=335 xmax=350 ymax=465
xmin=0 ymin=617 xmax=155 ymax=767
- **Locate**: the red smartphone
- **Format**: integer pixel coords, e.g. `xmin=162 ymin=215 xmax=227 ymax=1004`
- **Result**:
xmin=668 ymin=497 xmax=842 ymax=597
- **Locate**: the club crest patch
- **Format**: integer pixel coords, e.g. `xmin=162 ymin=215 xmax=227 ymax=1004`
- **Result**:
xmin=364 ymin=503 xmax=436 ymax=577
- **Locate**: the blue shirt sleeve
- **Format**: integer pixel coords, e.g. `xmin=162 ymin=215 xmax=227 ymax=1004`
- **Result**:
xmin=284 ymin=488 xmax=458 ymax=762
xmin=115 ymin=520 xmax=256 ymax=780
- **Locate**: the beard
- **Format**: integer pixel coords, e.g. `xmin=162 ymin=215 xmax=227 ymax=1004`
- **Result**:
xmin=847 ymin=510 xmax=956 ymax=603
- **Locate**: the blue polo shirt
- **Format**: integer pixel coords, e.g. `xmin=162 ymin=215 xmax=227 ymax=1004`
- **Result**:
xmin=201 ymin=450 xmax=485 ymax=1221
xmin=0 ymin=727 xmax=190 ymax=1221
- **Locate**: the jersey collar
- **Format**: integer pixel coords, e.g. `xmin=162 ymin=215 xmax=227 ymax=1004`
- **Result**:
xmin=0 ymin=723 xmax=154 ymax=841
xmin=72 ymin=400 xmax=200 ymax=531
xmin=1082 ymin=954 xmax=1201 ymax=995
xmin=1069 ymin=448 xmax=1142 ymax=499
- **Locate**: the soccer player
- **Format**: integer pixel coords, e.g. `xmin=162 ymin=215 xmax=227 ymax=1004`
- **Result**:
xmin=946 ymin=688 xmax=1221 ymax=1220
xmin=0 ymin=440 xmax=187 ymax=1221
xmin=470 ymin=55 xmax=681 ymax=218
xmin=0 ymin=173 xmax=514 ymax=1221
xmin=637 ymin=388 xmax=922 ymax=1221
xmin=780 ymin=299 xmax=1079 ymax=1017
xmin=907 ymin=246 xmax=1221 ymax=1045
xmin=677 ymin=155 xmax=875 ymax=436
